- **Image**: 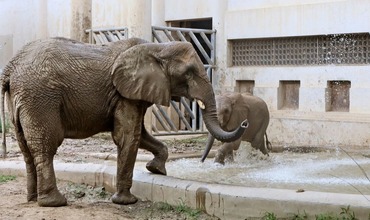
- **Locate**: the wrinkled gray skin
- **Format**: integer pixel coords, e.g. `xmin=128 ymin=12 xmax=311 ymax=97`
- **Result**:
xmin=0 ymin=37 xmax=247 ymax=207
xmin=201 ymin=92 xmax=271 ymax=164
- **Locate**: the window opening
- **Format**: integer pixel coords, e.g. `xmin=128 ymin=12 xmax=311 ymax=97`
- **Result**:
xmin=326 ymin=81 xmax=351 ymax=112
xmin=278 ymin=81 xmax=300 ymax=110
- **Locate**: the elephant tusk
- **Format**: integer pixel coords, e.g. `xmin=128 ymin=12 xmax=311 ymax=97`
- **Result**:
xmin=197 ymin=100 xmax=205 ymax=109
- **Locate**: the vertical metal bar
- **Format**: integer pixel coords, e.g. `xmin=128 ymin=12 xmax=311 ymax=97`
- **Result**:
xmin=89 ymin=29 xmax=93 ymax=44
xmin=124 ymin=28 xmax=128 ymax=39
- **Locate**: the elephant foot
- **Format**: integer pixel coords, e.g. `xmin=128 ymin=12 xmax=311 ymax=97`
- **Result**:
xmin=214 ymin=158 xmax=225 ymax=165
xmin=259 ymin=147 xmax=269 ymax=156
xmin=27 ymin=193 xmax=38 ymax=202
xmin=146 ymin=159 xmax=167 ymax=175
xmin=112 ymin=192 xmax=138 ymax=205
xmin=38 ymin=189 xmax=67 ymax=207
xmin=224 ymin=151 xmax=234 ymax=163
xmin=214 ymin=151 xmax=225 ymax=165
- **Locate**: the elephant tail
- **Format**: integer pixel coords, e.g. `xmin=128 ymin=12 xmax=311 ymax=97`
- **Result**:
xmin=0 ymin=68 xmax=10 ymax=158
xmin=265 ymin=133 xmax=272 ymax=151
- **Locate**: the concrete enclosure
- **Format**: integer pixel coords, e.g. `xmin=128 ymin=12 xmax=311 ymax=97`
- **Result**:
xmin=1 ymin=0 xmax=370 ymax=148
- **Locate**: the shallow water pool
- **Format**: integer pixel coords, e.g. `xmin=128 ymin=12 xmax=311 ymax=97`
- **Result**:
xmin=166 ymin=143 xmax=370 ymax=195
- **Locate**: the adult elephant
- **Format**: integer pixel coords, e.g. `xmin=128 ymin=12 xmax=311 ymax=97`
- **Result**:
xmin=0 ymin=37 xmax=247 ymax=207
xmin=201 ymin=92 xmax=271 ymax=164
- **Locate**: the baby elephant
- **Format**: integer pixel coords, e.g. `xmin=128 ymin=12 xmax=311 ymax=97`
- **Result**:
xmin=201 ymin=92 xmax=271 ymax=164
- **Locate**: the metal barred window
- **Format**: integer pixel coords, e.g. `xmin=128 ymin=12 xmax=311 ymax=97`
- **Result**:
xmin=231 ymin=33 xmax=370 ymax=66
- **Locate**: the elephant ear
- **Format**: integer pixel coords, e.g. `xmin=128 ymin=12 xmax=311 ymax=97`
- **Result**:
xmin=111 ymin=44 xmax=170 ymax=106
xmin=226 ymin=93 xmax=249 ymax=131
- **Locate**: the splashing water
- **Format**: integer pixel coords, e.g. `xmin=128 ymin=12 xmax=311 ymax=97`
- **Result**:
xmin=166 ymin=143 xmax=370 ymax=194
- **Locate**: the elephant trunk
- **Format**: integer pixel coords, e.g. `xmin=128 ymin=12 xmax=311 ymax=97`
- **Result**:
xmin=202 ymin=109 xmax=248 ymax=142
xmin=200 ymin=133 xmax=214 ymax=162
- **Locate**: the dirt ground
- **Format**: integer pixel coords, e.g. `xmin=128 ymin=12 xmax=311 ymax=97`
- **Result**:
xmin=0 ymin=133 xmax=220 ymax=220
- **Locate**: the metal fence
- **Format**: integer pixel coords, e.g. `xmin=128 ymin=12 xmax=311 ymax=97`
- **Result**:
xmin=86 ymin=27 xmax=128 ymax=44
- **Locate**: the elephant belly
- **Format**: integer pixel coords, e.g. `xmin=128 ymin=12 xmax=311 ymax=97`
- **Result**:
xmin=242 ymin=129 xmax=257 ymax=142
xmin=61 ymin=106 xmax=114 ymax=139
xmin=63 ymin=119 xmax=113 ymax=139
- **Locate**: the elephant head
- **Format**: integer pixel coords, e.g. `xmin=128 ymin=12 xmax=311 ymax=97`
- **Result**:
xmin=216 ymin=95 xmax=236 ymax=129
xmin=110 ymin=41 xmax=248 ymax=142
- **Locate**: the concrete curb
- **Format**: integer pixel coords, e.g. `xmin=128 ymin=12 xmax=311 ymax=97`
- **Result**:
xmin=0 ymin=160 xmax=369 ymax=219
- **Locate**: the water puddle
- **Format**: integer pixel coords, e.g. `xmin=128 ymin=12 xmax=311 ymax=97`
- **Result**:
xmin=166 ymin=143 xmax=370 ymax=195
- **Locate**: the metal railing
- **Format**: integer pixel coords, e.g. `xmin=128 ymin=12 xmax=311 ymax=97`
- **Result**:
xmin=86 ymin=27 xmax=128 ymax=44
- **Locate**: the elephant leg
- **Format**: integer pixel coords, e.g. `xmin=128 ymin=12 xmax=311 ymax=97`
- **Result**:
xmin=14 ymin=125 xmax=37 ymax=202
xmin=111 ymin=100 xmax=144 ymax=205
xmin=21 ymin=118 xmax=66 ymax=207
xmin=224 ymin=150 xmax=234 ymax=163
xmin=251 ymin=131 xmax=269 ymax=155
xmin=34 ymin=153 xmax=66 ymax=207
xmin=140 ymin=124 xmax=168 ymax=175
xmin=215 ymin=139 xmax=241 ymax=164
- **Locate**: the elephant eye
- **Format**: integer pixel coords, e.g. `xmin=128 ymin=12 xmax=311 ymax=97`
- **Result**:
xmin=185 ymin=70 xmax=193 ymax=80
xmin=185 ymin=64 xmax=195 ymax=77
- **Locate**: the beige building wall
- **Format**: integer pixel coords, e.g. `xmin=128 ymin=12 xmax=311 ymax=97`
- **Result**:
xmin=0 ymin=0 xmax=91 ymax=69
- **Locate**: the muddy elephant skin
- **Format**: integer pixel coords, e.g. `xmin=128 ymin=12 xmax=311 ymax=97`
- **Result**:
xmin=0 ymin=37 xmax=247 ymax=207
xmin=201 ymin=92 xmax=271 ymax=164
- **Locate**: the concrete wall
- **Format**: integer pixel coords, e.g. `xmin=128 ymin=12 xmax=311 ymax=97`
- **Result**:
xmin=226 ymin=0 xmax=370 ymax=38
xmin=91 ymin=0 xmax=151 ymax=40
xmin=0 ymin=0 xmax=91 ymax=69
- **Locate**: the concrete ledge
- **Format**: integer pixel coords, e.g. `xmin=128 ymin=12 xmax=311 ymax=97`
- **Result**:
xmin=0 ymin=160 xmax=369 ymax=219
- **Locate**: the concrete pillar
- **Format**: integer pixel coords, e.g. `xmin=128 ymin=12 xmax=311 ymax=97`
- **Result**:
xmin=71 ymin=0 xmax=92 ymax=42
xmin=127 ymin=0 xmax=152 ymax=41
xmin=211 ymin=0 xmax=229 ymax=94
xmin=152 ymin=0 xmax=166 ymax=26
